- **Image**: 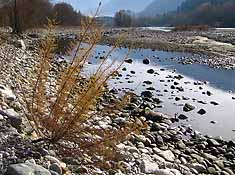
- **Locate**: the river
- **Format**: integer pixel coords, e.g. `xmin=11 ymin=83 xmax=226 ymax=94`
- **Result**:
xmin=85 ymin=45 xmax=235 ymax=140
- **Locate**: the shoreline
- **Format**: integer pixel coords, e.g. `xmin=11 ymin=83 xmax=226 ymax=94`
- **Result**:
xmin=100 ymin=28 xmax=235 ymax=70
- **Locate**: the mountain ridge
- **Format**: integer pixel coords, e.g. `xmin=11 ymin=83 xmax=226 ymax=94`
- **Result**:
xmin=101 ymin=0 xmax=154 ymax=16
xmin=139 ymin=0 xmax=185 ymax=16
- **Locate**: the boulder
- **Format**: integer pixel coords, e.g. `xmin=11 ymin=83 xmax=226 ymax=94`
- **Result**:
xmin=140 ymin=160 xmax=159 ymax=174
xmin=6 ymin=163 xmax=51 ymax=175
xmin=0 ymin=84 xmax=16 ymax=101
xmin=158 ymin=150 xmax=175 ymax=162
xmin=0 ymin=109 xmax=22 ymax=128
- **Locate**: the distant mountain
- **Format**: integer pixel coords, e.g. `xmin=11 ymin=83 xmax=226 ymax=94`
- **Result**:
xmin=144 ymin=0 xmax=235 ymax=27
xmin=101 ymin=0 xmax=154 ymax=16
xmin=139 ymin=0 xmax=185 ymax=16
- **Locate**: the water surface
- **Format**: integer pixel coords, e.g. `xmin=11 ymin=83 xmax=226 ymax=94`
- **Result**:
xmin=85 ymin=45 xmax=235 ymax=140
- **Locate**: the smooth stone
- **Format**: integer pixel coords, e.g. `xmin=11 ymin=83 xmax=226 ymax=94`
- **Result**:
xmin=124 ymin=58 xmax=133 ymax=64
xmin=177 ymin=141 xmax=186 ymax=149
xmin=143 ymin=59 xmax=150 ymax=64
xmin=145 ymin=111 xmax=168 ymax=122
xmin=153 ymin=169 xmax=175 ymax=175
xmin=147 ymin=69 xmax=154 ymax=74
xmin=210 ymin=101 xmax=219 ymax=106
xmin=0 ymin=109 xmax=22 ymax=128
xmin=207 ymin=139 xmax=220 ymax=147
xmin=152 ymin=154 xmax=166 ymax=163
xmin=6 ymin=163 xmax=51 ymax=175
xmin=143 ymin=81 xmax=153 ymax=85
xmin=141 ymin=91 xmax=153 ymax=98
xmin=156 ymin=135 xmax=164 ymax=145
xmin=62 ymin=157 xmax=79 ymax=165
xmin=140 ymin=160 xmax=159 ymax=174
xmin=158 ymin=150 xmax=175 ymax=162
xmin=183 ymin=103 xmax=196 ymax=112
xmin=180 ymin=157 xmax=187 ymax=165
xmin=190 ymin=163 xmax=206 ymax=173
xmin=207 ymin=167 xmax=217 ymax=174
xmin=128 ymin=147 xmax=140 ymax=154
xmin=191 ymin=154 xmax=204 ymax=162
xmin=0 ymin=114 xmax=4 ymax=120
xmin=202 ymin=153 xmax=217 ymax=161
xmin=0 ymin=84 xmax=16 ymax=101
xmin=76 ymin=166 xmax=89 ymax=174
xmin=178 ymin=114 xmax=188 ymax=120
xmin=197 ymin=109 xmax=206 ymax=115
xmin=49 ymin=163 xmax=62 ymax=175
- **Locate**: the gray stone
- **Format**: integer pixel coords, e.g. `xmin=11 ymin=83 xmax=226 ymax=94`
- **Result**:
xmin=0 ymin=109 xmax=22 ymax=128
xmin=191 ymin=154 xmax=204 ymax=162
xmin=197 ymin=109 xmax=206 ymax=115
xmin=76 ymin=166 xmax=89 ymax=174
xmin=178 ymin=114 xmax=188 ymax=120
xmin=49 ymin=163 xmax=62 ymax=175
xmin=6 ymin=163 xmax=51 ymax=175
xmin=158 ymin=150 xmax=175 ymax=162
xmin=208 ymin=138 xmax=220 ymax=146
xmin=177 ymin=141 xmax=186 ymax=149
xmin=128 ymin=147 xmax=140 ymax=154
xmin=183 ymin=103 xmax=196 ymax=112
xmin=190 ymin=163 xmax=206 ymax=173
xmin=0 ymin=85 xmax=16 ymax=101
xmin=140 ymin=160 xmax=159 ymax=174
xmin=154 ymin=169 xmax=175 ymax=175
xmin=50 ymin=171 xmax=59 ymax=175
xmin=202 ymin=153 xmax=217 ymax=161
xmin=207 ymin=167 xmax=216 ymax=174
xmin=143 ymin=59 xmax=150 ymax=65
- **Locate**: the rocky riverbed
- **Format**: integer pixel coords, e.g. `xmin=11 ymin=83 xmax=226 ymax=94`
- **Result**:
xmin=1 ymin=33 xmax=235 ymax=175
xmin=101 ymin=28 xmax=235 ymax=70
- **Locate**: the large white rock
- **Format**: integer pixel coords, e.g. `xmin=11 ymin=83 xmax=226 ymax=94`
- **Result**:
xmin=0 ymin=84 xmax=16 ymax=101
xmin=158 ymin=150 xmax=175 ymax=162
xmin=6 ymin=162 xmax=51 ymax=175
xmin=140 ymin=159 xmax=159 ymax=174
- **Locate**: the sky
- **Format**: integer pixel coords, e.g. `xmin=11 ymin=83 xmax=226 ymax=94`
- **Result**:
xmin=54 ymin=0 xmax=110 ymax=15
xmin=54 ymin=0 xmax=153 ymax=16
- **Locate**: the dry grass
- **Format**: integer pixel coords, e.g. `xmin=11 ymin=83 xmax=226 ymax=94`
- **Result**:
xmin=16 ymin=14 xmax=143 ymax=170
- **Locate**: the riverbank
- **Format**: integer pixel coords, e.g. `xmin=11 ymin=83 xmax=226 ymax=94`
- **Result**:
xmin=101 ymin=28 xmax=235 ymax=70
xmin=1 ymin=33 xmax=235 ymax=175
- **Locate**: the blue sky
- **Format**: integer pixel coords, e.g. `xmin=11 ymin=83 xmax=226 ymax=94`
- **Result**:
xmin=55 ymin=0 xmax=109 ymax=14
xmin=54 ymin=0 xmax=153 ymax=16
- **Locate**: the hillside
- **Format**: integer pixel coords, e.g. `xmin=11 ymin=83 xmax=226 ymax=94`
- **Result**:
xmin=136 ymin=0 xmax=235 ymax=27
xmin=139 ymin=0 xmax=184 ymax=16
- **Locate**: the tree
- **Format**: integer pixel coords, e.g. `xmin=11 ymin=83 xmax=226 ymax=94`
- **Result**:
xmin=114 ymin=10 xmax=132 ymax=27
xmin=53 ymin=2 xmax=82 ymax=26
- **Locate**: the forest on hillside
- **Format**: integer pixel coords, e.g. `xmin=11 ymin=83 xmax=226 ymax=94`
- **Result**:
xmin=0 ymin=0 xmax=84 ymax=33
xmin=114 ymin=0 xmax=235 ymax=27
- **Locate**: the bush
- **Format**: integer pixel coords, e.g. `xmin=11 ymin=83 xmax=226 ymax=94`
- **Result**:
xmin=173 ymin=24 xmax=210 ymax=31
xmin=16 ymin=18 xmax=142 ymax=169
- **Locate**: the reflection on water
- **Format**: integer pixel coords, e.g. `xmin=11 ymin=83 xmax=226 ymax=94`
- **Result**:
xmin=82 ymin=45 xmax=235 ymax=140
